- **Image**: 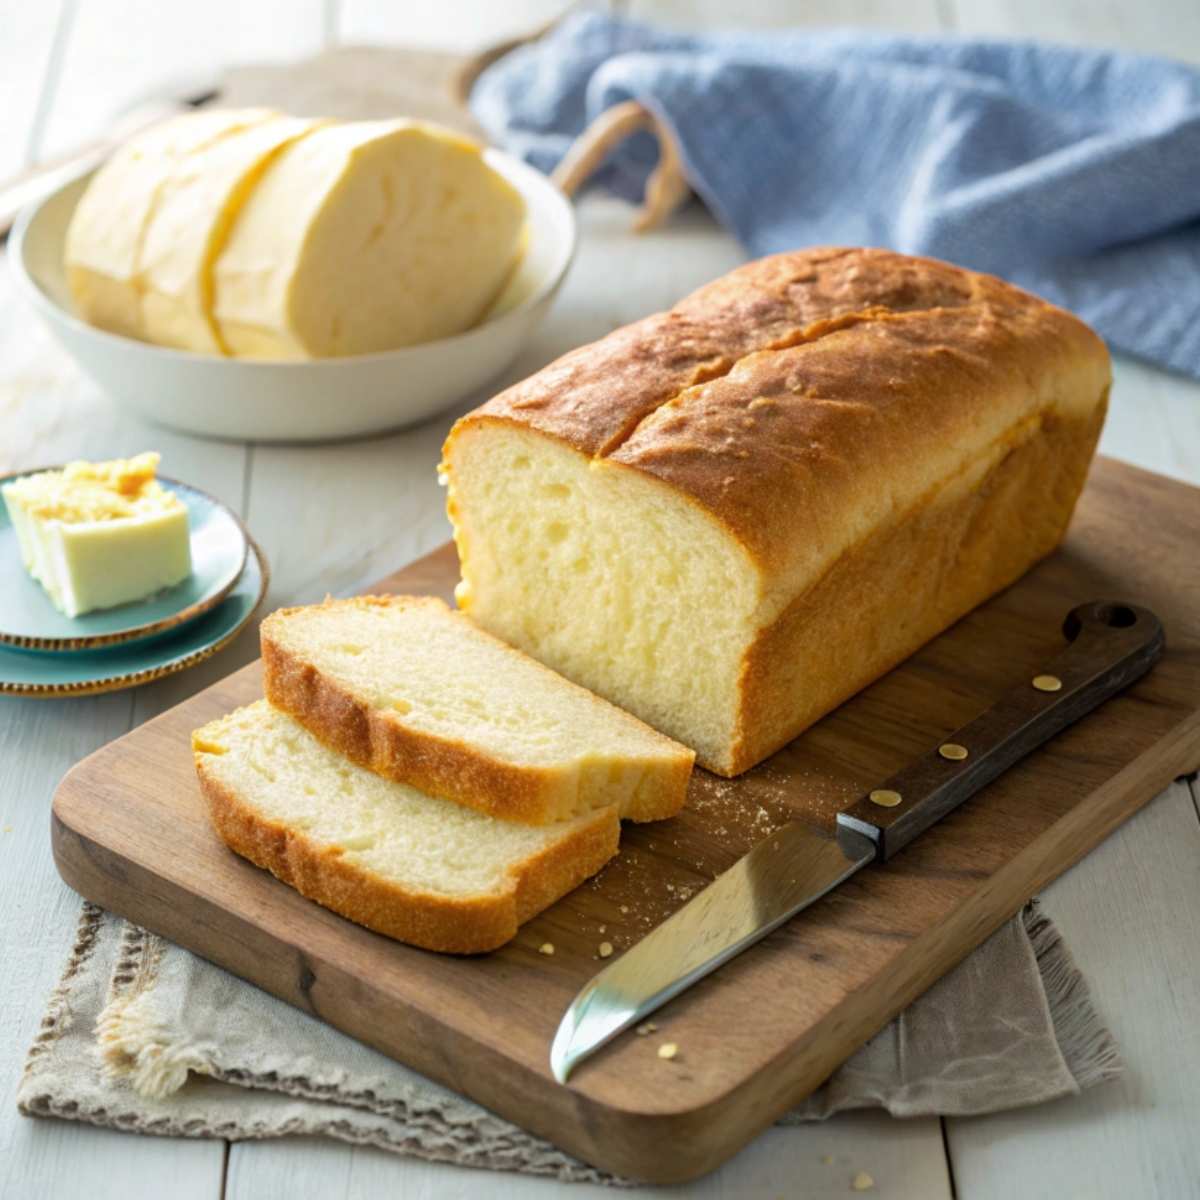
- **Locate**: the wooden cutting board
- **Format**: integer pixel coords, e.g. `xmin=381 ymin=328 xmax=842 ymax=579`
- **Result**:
xmin=52 ymin=457 xmax=1200 ymax=1183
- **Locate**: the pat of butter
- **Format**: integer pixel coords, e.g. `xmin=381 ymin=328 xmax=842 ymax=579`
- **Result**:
xmin=3 ymin=453 xmax=192 ymax=618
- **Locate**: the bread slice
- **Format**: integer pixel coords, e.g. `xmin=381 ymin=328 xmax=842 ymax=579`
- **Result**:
xmin=261 ymin=595 xmax=694 ymax=825
xmin=65 ymin=108 xmax=278 ymax=342
xmin=138 ymin=114 xmax=327 ymax=353
xmin=211 ymin=120 xmax=526 ymax=358
xmin=193 ymin=700 xmax=619 ymax=953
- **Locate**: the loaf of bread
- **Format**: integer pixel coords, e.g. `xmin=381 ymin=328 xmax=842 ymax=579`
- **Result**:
xmin=261 ymin=595 xmax=693 ymax=825
xmin=442 ymin=248 xmax=1110 ymax=776
xmin=193 ymin=700 xmax=619 ymax=953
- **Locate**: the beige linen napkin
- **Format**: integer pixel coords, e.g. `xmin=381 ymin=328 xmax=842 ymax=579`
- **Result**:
xmin=18 ymin=899 xmax=1119 ymax=1185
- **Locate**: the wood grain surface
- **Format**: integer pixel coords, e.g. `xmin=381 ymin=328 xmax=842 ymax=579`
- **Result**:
xmin=49 ymin=456 xmax=1200 ymax=1183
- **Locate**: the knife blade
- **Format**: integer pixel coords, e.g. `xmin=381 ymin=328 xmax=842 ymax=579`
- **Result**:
xmin=551 ymin=820 xmax=870 ymax=1082
xmin=551 ymin=600 xmax=1164 ymax=1083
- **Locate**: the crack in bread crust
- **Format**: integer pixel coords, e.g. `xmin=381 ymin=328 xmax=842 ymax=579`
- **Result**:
xmin=607 ymin=304 xmax=907 ymax=457
xmin=471 ymin=247 xmax=989 ymax=460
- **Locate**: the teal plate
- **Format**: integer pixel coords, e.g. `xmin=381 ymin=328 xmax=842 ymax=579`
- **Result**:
xmin=0 ymin=470 xmax=248 ymax=652
xmin=0 ymin=537 xmax=268 ymax=697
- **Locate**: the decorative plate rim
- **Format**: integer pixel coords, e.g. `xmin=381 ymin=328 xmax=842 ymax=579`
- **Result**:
xmin=0 ymin=535 xmax=269 ymax=697
xmin=0 ymin=467 xmax=250 ymax=651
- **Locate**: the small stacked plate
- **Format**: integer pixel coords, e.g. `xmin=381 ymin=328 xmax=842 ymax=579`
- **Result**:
xmin=0 ymin=470 xmax=268 ymax=697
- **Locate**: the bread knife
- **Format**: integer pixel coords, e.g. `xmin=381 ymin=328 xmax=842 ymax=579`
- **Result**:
xmin=551 ymin=600 xmax=1163 ymax=1083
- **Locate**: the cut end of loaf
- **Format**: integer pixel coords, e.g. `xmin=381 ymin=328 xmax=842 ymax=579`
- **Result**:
xmin=193 ymin=701 xmax=619 ymax=954
xmin=444 ymin=419 xmax=758 ymax=774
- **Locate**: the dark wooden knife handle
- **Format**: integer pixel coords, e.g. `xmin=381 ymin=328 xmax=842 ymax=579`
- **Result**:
xmin=835 ymin=601 xmax=1165 ymax=863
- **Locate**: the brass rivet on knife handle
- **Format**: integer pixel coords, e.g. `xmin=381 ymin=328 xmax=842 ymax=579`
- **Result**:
xmin=868 ymin=789 xmax=903 ymax=807
xmin=835 ymin=601 xmax=1165 ymax=864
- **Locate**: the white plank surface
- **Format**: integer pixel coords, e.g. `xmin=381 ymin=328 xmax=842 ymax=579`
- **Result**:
xmin=945 ymin=0 xmax=1200 ymax=62
xmin=945 ymin=782 xmax=1200 ymax=1200
xmin=0 ymin=0 xmax=63 ymax=175
xmin=35 ymin=0 xmax=330 ymax=160
xmin=336 ymin=0 xmax=577 ymax=53
xmin=2 ymin=0 xmax=1200 ymax=1197
xmin=225 ymin=1114 xmax=952 ymax=1199
xmin=630 ymin=0 xmax=944 ymax=30
xmin=1099 ymin=358 xmax=1200 ymax=487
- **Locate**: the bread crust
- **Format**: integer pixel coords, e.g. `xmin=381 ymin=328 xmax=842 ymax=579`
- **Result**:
xmin=449 ymin=248 xmax=1110 ymax=591
xmin=460 ymin=247 xmax=977 ymax=456
xmin=197 ymin=750 xmax=620 ymax=954
xmin=723 ymin=395 xmax=1107 ymax=774
xmin=261 ymin=596 xmax=693 ymax=826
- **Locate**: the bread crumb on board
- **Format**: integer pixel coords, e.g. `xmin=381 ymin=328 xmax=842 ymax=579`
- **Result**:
xmin=635 ymin=1021 xmax=658 ymax=1036
xmin=598 ymin=941 xmax=614 ymax=958
xmin=852 ymin=1169 xmax=875 ymax=1190
xmin=538 ymin=942 xmax=555 ymax=956
xmin=657 ymin=1042 xmax=678 ymax=1060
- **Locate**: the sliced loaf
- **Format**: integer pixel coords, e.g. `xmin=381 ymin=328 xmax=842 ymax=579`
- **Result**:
xmin=261 ymin=595 xmax=694 ymax=825
xmin=442 ymin=247 xmax=1109 ymax=774
xmin=193 ymin=700 xmax=619 ymax=953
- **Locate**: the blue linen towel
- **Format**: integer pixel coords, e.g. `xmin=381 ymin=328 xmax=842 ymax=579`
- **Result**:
xmin=471 ymin=12 xmax=1200 ymax=378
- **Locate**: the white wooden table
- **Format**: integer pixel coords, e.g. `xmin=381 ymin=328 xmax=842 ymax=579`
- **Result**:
xmin=2 ymin=2 xmax=1198 ymax=1197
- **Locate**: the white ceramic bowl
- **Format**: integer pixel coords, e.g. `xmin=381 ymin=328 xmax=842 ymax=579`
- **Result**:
xmin=10 ymin=150 xmax=576 ymax=442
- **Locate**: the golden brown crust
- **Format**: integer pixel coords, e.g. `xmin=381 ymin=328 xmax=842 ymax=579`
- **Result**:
xmin=261 ymin=596 xmax=692 ymax=825
xmin=464 ymin=247 xmax=973 ymax=455
xmin=197 ymin=752 xmax=620 ymax=954
xmin=721 ymin=396 xmax=1107 ymax=774
xmin=448 ymin=247 xmax=1110 ymax=586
